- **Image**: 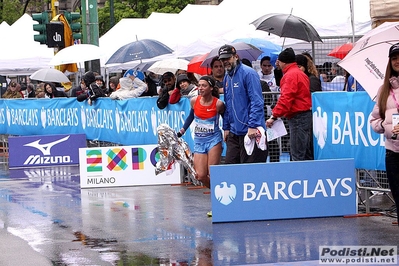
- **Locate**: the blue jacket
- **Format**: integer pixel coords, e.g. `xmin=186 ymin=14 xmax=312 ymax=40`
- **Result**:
xmin=222 ymin=62 xmax=266 ymax=135
xmin=347 ymin=75 xmax=365 ymax=92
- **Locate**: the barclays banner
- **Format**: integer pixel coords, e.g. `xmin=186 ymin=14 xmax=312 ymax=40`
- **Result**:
xmin=210 ymin=159 xmax=356 ymax=223
xmin=312 ymin=92 xmax=385 ymax=171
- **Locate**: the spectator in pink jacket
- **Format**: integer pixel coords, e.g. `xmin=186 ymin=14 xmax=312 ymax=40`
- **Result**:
xmin=370 ymin=42 xmax=399 ymax=226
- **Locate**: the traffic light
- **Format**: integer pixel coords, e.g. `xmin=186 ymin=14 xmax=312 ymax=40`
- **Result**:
xmin=64 ymin=11 xmax=82 ymax=40
xmin=32 ymin=12 xmax=50 ymax=44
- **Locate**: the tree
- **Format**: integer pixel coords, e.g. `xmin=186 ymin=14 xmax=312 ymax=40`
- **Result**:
xmin=0 ymin=0 xmax=48 ymax=25
xmin=98 ymin=0 xmax=194 ymax=37
xmin=0 ymin=0 xmax=24 ymax=24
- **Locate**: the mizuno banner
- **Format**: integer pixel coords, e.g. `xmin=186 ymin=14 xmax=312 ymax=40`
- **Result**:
xmin=8 ymin=134 xmax=86 ymax=168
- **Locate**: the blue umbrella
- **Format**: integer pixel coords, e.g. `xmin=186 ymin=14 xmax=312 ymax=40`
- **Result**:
xmin=232 ymin=38 xmax=282 ymax=59
xmin=106 ymin=39 xmax=174 ymax=65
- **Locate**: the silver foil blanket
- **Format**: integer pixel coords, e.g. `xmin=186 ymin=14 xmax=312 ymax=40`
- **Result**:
xmin=155 ymin=124 xmax=199 ymax=185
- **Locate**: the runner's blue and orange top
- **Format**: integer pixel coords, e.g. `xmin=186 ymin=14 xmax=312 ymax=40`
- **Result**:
xmin=193 ymin=96 xmax=221 ymax=143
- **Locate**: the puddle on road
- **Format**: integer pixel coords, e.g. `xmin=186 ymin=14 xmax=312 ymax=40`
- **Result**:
xmin=67 ymin=231 xmax=213 ymax=265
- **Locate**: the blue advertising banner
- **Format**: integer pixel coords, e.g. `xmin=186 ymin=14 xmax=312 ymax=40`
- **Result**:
xmin=0 ymin=97 xmax=193 ymax=148
xmin=8 ymin=134 xmax=86 ymax=168
xmin=210 ymin=159 xmax=356 ymax=223
xmin=312 ymin=92 xmax=385 ymax=170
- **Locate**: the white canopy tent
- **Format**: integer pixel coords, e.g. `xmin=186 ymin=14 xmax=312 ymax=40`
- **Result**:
xmin=0 ymin=14 xmax=54 ymax=75
xmin=0 ymin=0 xmax=372 ymax=75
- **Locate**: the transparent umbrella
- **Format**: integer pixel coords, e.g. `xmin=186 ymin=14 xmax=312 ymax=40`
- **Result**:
xmin=147 ymin=58 xmax=189 ymax=75
xmin=30 ymin=68 xmax=70 ymax=83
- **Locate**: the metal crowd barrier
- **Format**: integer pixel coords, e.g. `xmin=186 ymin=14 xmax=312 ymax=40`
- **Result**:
xmin=0 ymin=134 xmax=8 ymax=164
xmin=356 ymin=169 xmax=393 ymax=213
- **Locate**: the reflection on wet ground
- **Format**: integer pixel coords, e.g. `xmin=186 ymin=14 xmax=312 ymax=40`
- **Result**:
xmin=0 ymin=163 xmax=398 ymax=265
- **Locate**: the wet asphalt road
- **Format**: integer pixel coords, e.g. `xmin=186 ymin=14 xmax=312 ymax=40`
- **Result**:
xmin=0 ymin=162 xmax=399 ymax=265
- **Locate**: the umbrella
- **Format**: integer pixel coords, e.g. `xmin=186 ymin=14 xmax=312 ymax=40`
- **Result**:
xmin=30 ymin=68 xmax=70 ymax=83
xmin=49 ymin=44 xmax=104 ymax=65
xmin=134 ymin=61 xmax=156 ymax=72
xmin=338 ymin=21 xmax=399 ymax=100
xmin=187 ymin=53 xmax=211 ymax=75
xmin=327 ymin=43 xmax=353 ymax=59
xmin=106 ymin=39 xmax=174 ymax=65
xmin=104 ymin=60 xmax=156 ymax=73
xmin=147 ymin=58 xmax=189 ymax=75
xmin=251 ymin=13 xmax=322 ymax=42
xmin=200 ymin=42 xmax=263 ymax=68
xmin=232 ymin=38 xmax=282 ymax=58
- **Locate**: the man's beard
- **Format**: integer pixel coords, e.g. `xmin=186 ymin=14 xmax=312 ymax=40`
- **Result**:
xmin=226 ymin=61 xmax=236 ymax=72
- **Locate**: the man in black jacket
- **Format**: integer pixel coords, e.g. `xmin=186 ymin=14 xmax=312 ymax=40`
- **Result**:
xmin=77 ymin=71 xmax=106 ymax=105
xmin=156 ymin=72 xmax=176 ymax=109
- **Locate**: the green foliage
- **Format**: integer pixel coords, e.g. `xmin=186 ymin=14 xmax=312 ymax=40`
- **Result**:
xmin=0 ymin=0 xmax=24 ymax=24
xmin=98 ymin=0 xmax=194 ymax=37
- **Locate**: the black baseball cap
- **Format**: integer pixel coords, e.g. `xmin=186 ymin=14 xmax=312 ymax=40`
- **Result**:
xmin=389 ymin=42 xmax=399 ymax=57
xmin=218 ymin=44 xmax=236 ymax=59
xmin=162 ymin=72 xmax=174 ymax=79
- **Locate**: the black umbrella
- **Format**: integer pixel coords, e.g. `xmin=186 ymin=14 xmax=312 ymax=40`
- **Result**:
xmin=106 ymin=39 xmax=174 ymax=65
xmin=251 ymin=13 xmax=322 ymax=43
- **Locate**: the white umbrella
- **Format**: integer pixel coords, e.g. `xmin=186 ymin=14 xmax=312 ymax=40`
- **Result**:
xmin=147 ymin=58 xmax=189 ymax=75
xmin=49 ymin=44 xmax=104 ymax=65
xmin=338 ymin=21 xmax=399 ymax=100
xmin=30 ymin=68 xmax=70 ymax=83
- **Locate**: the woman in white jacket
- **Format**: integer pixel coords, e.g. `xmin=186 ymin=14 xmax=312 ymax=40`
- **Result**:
xmin=370 ymin=43 xmax=399 ymax=226
xmin=109 ymin=70 xmax=147 ymax=100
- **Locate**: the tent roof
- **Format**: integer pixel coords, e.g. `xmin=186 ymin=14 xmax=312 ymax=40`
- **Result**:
xmin=100 ymin=0 xmax=371 ymax=67
xmin=0 ymin=14 xmax=54 ymax=75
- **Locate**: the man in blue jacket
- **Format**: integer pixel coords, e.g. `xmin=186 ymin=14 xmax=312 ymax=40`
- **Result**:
xmin=219 ymin=44 xmax=268 ymax=164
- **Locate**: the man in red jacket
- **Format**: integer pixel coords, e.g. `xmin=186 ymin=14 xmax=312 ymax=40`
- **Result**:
xmin=266 ymin=47 xmax=313 ymax=161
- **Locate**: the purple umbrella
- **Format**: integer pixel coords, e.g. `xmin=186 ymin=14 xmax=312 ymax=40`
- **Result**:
xmin=200 ymin=42 xmax=262 ymax=68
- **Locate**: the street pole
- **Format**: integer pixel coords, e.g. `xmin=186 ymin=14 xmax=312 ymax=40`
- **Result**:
xmin=88 ymin=0 xmax=99 ymax=47
xmin=84 ymin=0 xmax=100 ymax=73
xmin=81 ymin=0 xmax=88 ymax=45
xmin=50 ymin=0 xmax=58 ymax=19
